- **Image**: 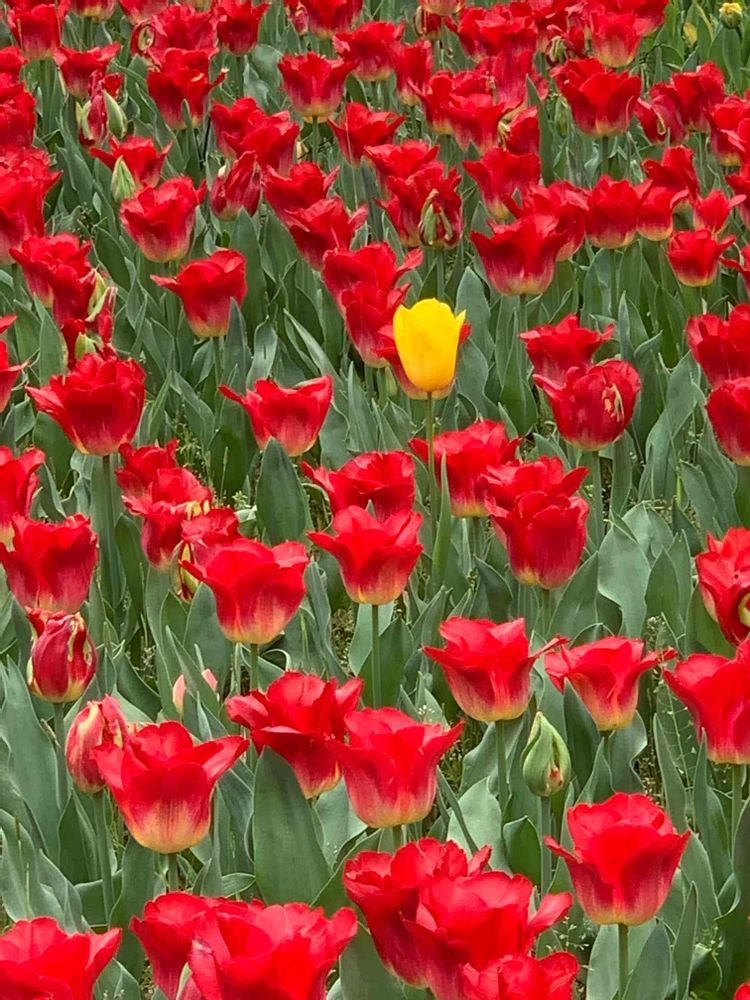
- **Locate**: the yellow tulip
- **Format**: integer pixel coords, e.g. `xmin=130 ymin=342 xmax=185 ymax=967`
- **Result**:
xmin=393 ymin=299 xmax=466 ymax=395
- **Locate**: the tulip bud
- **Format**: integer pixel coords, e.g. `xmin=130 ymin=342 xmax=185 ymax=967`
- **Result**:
xmin=683 ymin=20 xmax=698 ymax=45
xmin=111 ymin=156 xmax=137 ymax=202
xmin=77 ymin=100 xmax=94 ymax=143
xmin=65 ymin=696 xmax=128 ymax=793
xmin=172 ymin=669 xmax=219 ymax=715
xmin=521 ymin=712 xmax=571 ymax=797
xmin=720 ymin=0 xmax=743 ymax=25
xmin=27 ymin=611 xmax=97 ymax=704
xmin=103 ymin=90 xmax=127 ymax=139
xmin=547 ymin=36 xmax=567 ymax=64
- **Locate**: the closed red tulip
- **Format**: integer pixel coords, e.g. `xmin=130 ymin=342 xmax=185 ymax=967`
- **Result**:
xmin=635 ymin=183 xmax=687 ymax=242
xmin=472 ymin=215 xmax=564 ymax=296
xmin=464 ymin=148 xmax=541 ymax=223
xmin=462 ymin=953 xmax=579 ymax=1000
xmin=687 ymin=307 xmax=750 ymax=388
xmin=65 ymin=695 xmax=129 ymax=794
xmin=187 ymin=900 xmax=358 ymax=1000
xmin=333 ymin=21 xmax=404 ymax=82
xmin=90 ymin=136 xmax=171 ymax=191
xmin=0 ymin=514 xmax=98 ymax=612
xmin=0 ymin=446 xmax=44 ymax=545
xmin=172 ymin=669 xmax=218 ymax=715
xmin=329 ymin=103 xmax=404 ymax=165
xmin=302 ymin=450 xmax=415 ymax=520
xmin=736 ymin=987 xmax=750 ymax=1000
xmin=147 ymin=48 xmax=225 ymax=130
xmin=124 ymin=467 xmax=213 ymax=570
xmin=120 ymin=177 xmax=206 ymax=263
xmin=27 ymin=351 xmax=145 ymax=456
xmin=284 ymin=198 xmax=368 ymax=270
xmin=667 ymin=229 xmax=734 ymax=286
xmin=183 ymin=537 xmax=309 ymax=644
xmin=366 ymin=140 xmax=439 ymax=192
xmin=424 ymin=617 xmax=563 ymax=722
xmin=116 ymin=439 xmax=179 ymax=503
xmin=482 ymin=457 xmax=589 ymax=521
xmin=0 ymin=77 xmax=35 ymax=149
xmin=534 ymin=360 xmax=641 ymax=451
xmin=393 ymin=40 xmax=433 ymax=106
xmin=10 ymin=232 xmax=92 ymax=308
xmin=665 ymin=639 xmax=750 ymax=764
xmin=153 ymin=250 xmax=247 ymax=339
xmin=264 ymin=163 xmax=339 ymax=226
xmin=322 ymin=241 xmax=421 ymax=312
xmin=7 ymin=0 xmax=66 ymax=59
xmin=490 ymin=491 xmax=589 ymax=590
xmin=0 ymin=148 xmax=60 ymax=264
xmin=96 ymin=721 xmax=247 ymax=853
xmin=380 ymin=163 xmax=463 ymax=250
xmin=518 ymin=182 xmax=588 ymax=262
xmin=410 ymin=420 xmax=519 ymax=517
xmin=278 ymin=52 xmax=352 ymax=121
xmin=707 ymin=377 xmax=750 ymax=465
xmin=587 ymin=10 xmax=650 ymax=67
xmin=0 ymin=316 xmax=24 ymax=411
xmin=553 ymin=58 xmax=641 ymax=136
xmin=226 ymin=672 xmax=364 ymax=797
xmin=545 ymin=793 xmax=689 ymax=925
xmin=333 ymin=707 xmax=462 ymax=827
xmin=210 ymin=152 xmax=262 ymax=221
xmin=0 ymin=918 xmax=121 ymax=999
xmin=696 ymin=527 xmax=750 ymax=645
xmin=692 ymin=190 xmax=744 ymax=235
xmin=53 ymin=42 xmax=120 ymax=100
xmin=220 ymin=375 xmax=333 ymax=456
xmin=586 ymin=177 xmax=641 ymax=249
xmin=301 ymin=0 xmax=361 ymax=38
xmin=521 ymin=315 xmax=613 ymax=381
xmin=546 ymin=637 xmax=675 ymax=731
xmin=215 ymin=0 xmax=269 ymax=54
xmin=27 ymin=609 xmax=97 ymax=704
xmin=309 ymin=506 xmax=422 ymax=605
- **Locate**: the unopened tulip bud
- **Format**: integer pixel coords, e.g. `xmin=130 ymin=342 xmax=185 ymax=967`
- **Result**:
xmin=111 ymin=157 xmax=137 ymax=202
xmin=27 ymin=611 xmax=97 ymax=704
xmin=522 ymin=712 xmax=571 ymax=797
xmin=65 ymin=696 xmax=128 ymax=793
xmin=172 ymin=669 xmax=218 ymax=716
xmin=720 ymin=1 xmax=743 ymax=26
xmin=103 ymin=90 xmax=127 ymax=138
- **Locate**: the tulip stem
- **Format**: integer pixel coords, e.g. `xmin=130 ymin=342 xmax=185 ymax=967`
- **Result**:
xmin=618 ymin=923 xmax=629 ymax=999
xmin=518 ymin=294 xmax=528 ymax=335
xmin=392 ymin=824 xmax=404 ymax=850
xmin=168 ymin=852 xmax=180 ymax=892
xmin=371 ymin=603 xmax=382 ymax=708
xmin=540 ymin=797 xmax=551 ymax=894
xmin=436 ymin=251 xmax=446 ymax=301
xmin=610 ymin=249 xmax=619 ymax=323
xmin=53 ymin=704 xmax=68 ymax=809
xmin=94 ymin=791 xmax=114 ymax=920
xmin=425 ymin=393 xmax=439 ymax=543
xmin=99 ymin=454 xmax=119 ymax=623
xmin=212 ymin=335 xmax=223 ymax=392
xmin=732 ymin=763 xmax=745 ymax=844
xmin=312 ymin=116 xmax=320 ymax=163
xmin=495 ymin=719 xmax=508 ymax=812
xmin=585 ymin=450 xmax=605 ymax=546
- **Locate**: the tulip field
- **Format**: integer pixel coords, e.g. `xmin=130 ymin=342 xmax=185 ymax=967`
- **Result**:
xmin=7 ymin=0 xmax=750 ymax=997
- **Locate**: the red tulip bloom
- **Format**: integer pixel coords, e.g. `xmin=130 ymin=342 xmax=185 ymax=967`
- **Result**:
xmin=482 ymin=457 xmax=588 ymax=520
xmin=424 ymin=617 xmax=562 ymax=722
xmin=0 ymin=149 xmax=60 ymax=264
xmin=264 ymin=163 xmax=339 ymax=225
xmin=518 ymin=181 xmax=588 ymax=262
xmin=188 ymin=900 xmax=357 ymax=1000
xmin=132 ymin=4 xmax=216 ymax=62
xmin=379 ymin=163 xmax=463 ymax=250
xmin=586 ymin=10 xmax=651 ymax=67
xmin=546 ymin=793 xmax=689 ymax=925
xmin=279 ymin=52 xmax=352 ymax=121
xmin=0 ymin=78 xmax=35 ymax=149
xmin=66 ymin=695 xmax=129 ymax=794
xmin=284 ymin=198 xmax=368 ymax=270
xmin=0 ymin=918 xmax=121 ymax=999
xmin=124 ymin=467 xmax=213 ymax=570
xmin=96 ymin=721 xmax=247 ymax=853
xmin=697 ymin=528 xmax=750 ymax=645
xmin=534 ymin=360 xmax=641 ymax=451
xmin=473 ymin=214 xmax=564 ymax=296
xmin=11 ymin=232 xmax=92 ymax=308
xmin=553 ymin=58 xmax=641 ymax=137
xmin=636 ymin=181 xmax=688 ymax=242
xmin=215 ymin=0 xmax=269 ymax=54
xmin=737 ymin=987 xmax=750 ymax=1000
xmin=366 ymin=140 xmax=440 ymax=192
xmin=393 ymin=39 xmax=433 ymax=106
xmin=491 ymin=491 xmax=589 ymax=590
xmin=302 ymin=0 xmax=361 ymax=37
xmin=116 ymin=439 xmax=179 ymax=503
xmin=333 ymin=707 xmax=462 ymax=827
xmin=119 ymin=0 xmax=167 ymax=20
xmin=520 ymin=314 xmax=613 ymax=382
xmin=0 ymin=446 xmax=43 ymax=545
xmin=0 ymin=514 xmax=98 ymax=612
xmin=28 ymin=351 xmax=145 ymax=456
xmin=90 ymin=136 xmax=171 ymax=190
xmin=184 ymin=537 xmax=309 ymax=644
xmin=723 ymin=244 xmax=750 ymax=294
xmin=212 ymin=99 xmax=299 ymax=168
xmin=641 ymin=146 xmax=698 ymax=206
xmin=309 ymin=506 xmax=422 ymax=605
xmin=464 ymin=147 xmax=541 ymax=223
xmin=667 ymin=229 xmax=734 ymax=287
xmin=302 ymin=450 xmax=415 ymax=520
xmin=707 ymin=378 xmax=750 ymax=466
xmin=342 ymin=284 xmax=409 ymax=368
xmin=27 ymin=609 xmax=97 ymax=703
xmin=120 ymin=177 xmax=206 ymax=263
xmin=322 ymin=242 xmax=421 ymax=312
xmin=586 ymin=177 xmax=641 ymax=249
xmin=210 ymin=152 xmax=262 ymax=221
xmin=692 ymin=190 xmax=744 ymax=235
xmin=664 ymin=61 xmax=726 ymax=133
xmin=147 ymin=48 xmax=225 ymax=131
xmin=687 ymin=307 xmax=750 ymax=388
xmin=453 ymin=5 xmax=537 ymax=61
xmin=329 ymin=103 xmax=404 ymax=166
xmin=226 ymin=672 xmax=364 ymax=798
xmin=220 ymin=374 xmax=333 ymax=456
xmin=53 ymin=42 xmax=120 ymax=100
xmin=6 ymin=0 xmax=66 ymax=59
xmin=665 ymin=639 xmax=750 ymax=765
xmin=334 ymin=21 xmax=404 ymax=82
xmin=410 ymin=420 xmax=519 ymax=517
xmin=462 ymin=952 xmax=579 ymax=1000
xmin=0 ymin=46 xmax=27 ymax=80
xmin=153 ymin=250 xmax=247 ymax=339
xmin=546 ymin=637 xmax=675 ymax=731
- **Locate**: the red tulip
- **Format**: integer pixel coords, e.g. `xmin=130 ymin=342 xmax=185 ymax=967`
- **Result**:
xmin=659 ymin=61 xmax=726 ymax=134
xmin=279 ymin=52 xmax=352 ymax=121
xmin=696 ymin=528 xmax=750 ymax=645
xmin=284 ymin=198 xmax=368 ymax=270
xmin=10 ymin=233 xmax=92 ymax=308
xmin=0 ymin=77 xmax=35 ymax=149
xmin=545 ymin=793 xmax=689 ymax=925
xmin=707 ymin=377 xmax=750 ymax=465
xmin=410 ymin=420 xmax=519 ymax=517
xmin=226 ymin=672 xmax=364 ymax=798
xmin=0 ymin=321 xmax=27 ymax=412
xmin=322 ymin=242 xmax=421 ymax=312
xmin=736 ymin=987 xmax=750 ymax=1000
xmin=65 ymin=695 xmax=129 ymax=794
xmin=119 ymin=0 xmax=167 ymax=21
xmin=341 ymin=284 xmax=409 ymax=368
xmin=553 ymin=58 xmax=641 ymax=136
xmin=329 ymin=103 xmax=404 ymax=166
xmin=0 ymin=46 xmax=27 ymax=80
xmin=212 ymin=99 xmax=299 ymax=168
xmin=722 ymin=244 xmax=750 ymax=293
xmin=534 ymin=360 xmax=641 ymax=450
xmin=482 ymin=457 xmax=588 ymax=520
xmin=147 ymin=49 xmax=225 ymax=130
xmin=263 ymin=163 xmax=339 ymax=225
xmin=464 ymin=147 xmax=541 ymax=223
xmin=0 ymin=918 xmax=121 ymax=999
xmin=6 ymin=0 xmax=66 ymax=59
xmin=131 ymin=4 xmax=216 ymax=62
xmin=635 ymin=183 xmax=686 ymax=241
xmin=27 ymin=609 xmax=97 ymax=703
xmin=641 ymin=145 xmax=698 ymax=205
xmin=187 ymin=900 xmax=358 ymax=1000
xmin=220 ymin=374 xmax=333 ymax=456
xmin=379 ymin=162 xmax=463 ymax=250
xmin=215 ymin=0 xmax=269 ymax=54
xmin=334 ymin=21 xmax=404 ymax=82
xmin=332 ymin=707 xmax=462 ymax=827
xmin=53 ymin=42 xmax=120 ymax=100
xmin=586 ymin=177 xmax=641 ymax=249
xmin=302 ymin=450 xmax=416 ymax=520
xmin=116 ymin=439 xmax=179 ymax=503
xmin=124 ymin=467 xmax=213 ymax=570
xmin=692 ymin=190 xmax=744 ymax=235
xmin=183 ymin=537 xmax=309 ymax=644
xmin=462 ymin=953 xmax=579 ymax=1000
xmin=518 ymin=182 xmax=588 ymax=262
xmin=687 ymin=307 xmax=750 ymax=388
xmin=309 ymin=506 xmax=422 ymax=604
xmin=587 ymin=10 xmax=651 ymax=67
xmin=667 ymin=229 xmax=734 ymax=286
xmin=0 ymin=446 xmax=43 ymax=545
xmin=709 ymin=95 xmax=750 ymax=166
xmin=301 ymin=0 xmax=361 ymax=37
xmin=27 ymin=351 xmax=145 ymax=456
xmin=0 ymin=514 xmax=98 ymax=613
xmin=453 ymin=5 xmax=537 ymax=62
xmin=209 ymin=152 xmax=262 ymax=221
xmin=520 ymin=314 xmax=613 ymax=381
xmin=546 ymin=637 xmax=675 ymax=731
xmin=90 ymin=136 xmax=172 ymax=190
xmin=473 ymin=214 xmax=564 ymax=296
xmin=424 ymin=617 xmax=562 ymax=722
xmin=490 ymin=491 xmax=589 ymax=590
xmin=175 ymin=509 xmax=241 ymax=601
xmin=120 ymin=176 xmax=206 ymax=263
xmin=0 ymin=148 xmax=60 ymax=264
xmin=96 ymin=720 xmax=247 ymax=853
xmin=153 ymin=250 xmax=247 ymax=339
xmin=665 ymin=639 xmax=750 ymax=764
xmin=393 ymin=40 xmax=433 ymax=106
xmin=344 ymin=839 xmax=492 ymax=986
xmin=366 ymin=140 xmax=440 ymax=192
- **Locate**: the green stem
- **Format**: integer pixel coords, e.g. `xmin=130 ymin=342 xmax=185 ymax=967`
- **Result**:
xmin=586 ymin=449 xmax=605 ymax=546
xmin=601 ymin=134 xmax=611 ymax=180
xmin=99 ymin=454 xmax=119 ymax=619
xmin=537 ymin=586 xmax=554 ymax=638
xmin=425 ymin=393 xmax=438 ymax=544
xmin=212 ymin=335 xmax=224 ymax=392
xmin=610 ymin=249 xmax=619 ymax=322
xmin=495 ymin=719 xmax=508 ymax=811
xmin=250 ymin=642 xmax=259 ymax=691
xmin=518 ymin=293 xmax=528 ymax=335
xmin=618 ymin=923 xmax=629 ymax=999
xmin=312 ymin=116 xmax=320 ymax=163
xmin=540 ymin=796 xmax=551 ymax=894
xmin=53 ymin=704 xmax=68 ymax=808
xmin=94 ymin=792 xmax=114 ymax=920
xmin=436 ymin=251 xmax=446 ymax=301
xmin=732 ymin=764 xmax=745 ymax=844
xmin=371 ymin=603 xmax=382 ymax=708
xmin=392 ymin=824 xmax=404 ymax=850
xmin=168 ymin=852 xmax=180 ymax=892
